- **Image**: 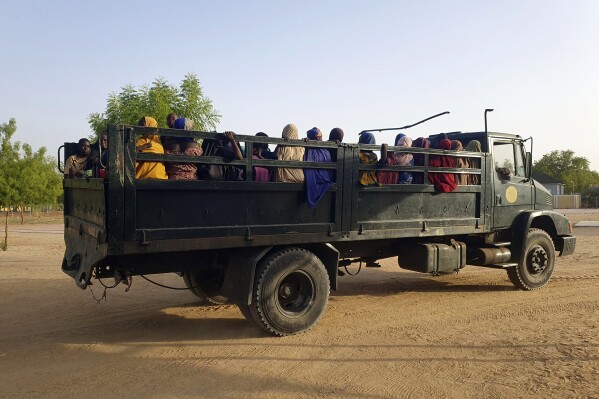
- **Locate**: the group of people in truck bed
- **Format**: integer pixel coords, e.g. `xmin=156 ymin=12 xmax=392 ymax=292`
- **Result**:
xmin=64 ymin=113 xmax=483 ymax=207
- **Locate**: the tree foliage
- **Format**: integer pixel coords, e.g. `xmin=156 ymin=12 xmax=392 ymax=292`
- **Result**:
xmin=88 ymin=73 xmax=221 ymax=135
xmin=0 ymin=118 xmax=62 ymax=222
xmin=533 ymin=150 xmax=599 ymax=194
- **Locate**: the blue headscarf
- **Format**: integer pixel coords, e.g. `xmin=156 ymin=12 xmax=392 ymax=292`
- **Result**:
xmin=173 ymin=118 xmax=194 ymax=142
xmin=307 ymin=127 xmax=322 ymax=141
xmin=358 ymin=132 xmax=376 ymax=145
xmin=305 ymin=127 xmax=332 ymax=208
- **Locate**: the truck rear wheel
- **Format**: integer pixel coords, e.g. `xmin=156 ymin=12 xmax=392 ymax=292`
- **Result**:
xmin=507 ymin=228 xmax=555 ymax=290
xmin=249 ymin=247 xmax=330 ymax=336
xmin=182 ymin=270 xmax=229 ymax=305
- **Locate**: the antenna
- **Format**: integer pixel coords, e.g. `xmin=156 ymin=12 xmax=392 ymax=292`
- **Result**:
xmin=360 ymin=111 xmax=450 ymax=135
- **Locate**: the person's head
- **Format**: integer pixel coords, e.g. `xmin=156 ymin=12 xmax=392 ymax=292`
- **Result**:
xmin=166 ymin=112 xmax=178 ymax=128
xmin=138 ymin=116 xmax=158 ymax=128
xmin=358 ymin=132 xmax=376 ymax=145
xmin=282 ymin=123 xmax=298 ymax=140
xmin=466 ymin=140 xmax=482 ymax=152
xmin=438 ymin=139 xmax=452 ymax=150
xmin=100 ymin=133 xmax=108 ymax=150
xmin=214 ymin=133 xmax=228 ymax=147
xmin=77 ymin=138 xmax=91 ymax=157
xmin=254 ymin=132 xmax=269 ymax=152
xmin=394 ymin=133 xmax=406 ymax=146
xmin=412 ymin=137 xmax=430 ymax=149
xmin=163 ymin=138 xmax=180 ymax=152
xmin=307 ymin=127 xmax=322 ymax=141
xmin=329 ymin=128 xmax=344 ymax=142
xmin=397 ymin=136 xmax=412 ymax=148
xmin=451 ymin=140 xmax=463 ymax=151
xmin=173 ymin=117 xmax=193 ymax=130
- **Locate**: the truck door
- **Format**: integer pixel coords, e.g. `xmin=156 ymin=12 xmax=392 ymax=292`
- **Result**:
xmin=491 ymin=139 xmax=533 ymax=229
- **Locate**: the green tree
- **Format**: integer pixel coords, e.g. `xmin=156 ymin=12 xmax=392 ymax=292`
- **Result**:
xmin=0 ymin=118 xmax=62 ymax=226
xmin=533 ymin=150 xmax=599 ymax=194
xmin=88 ymin=73 xmax=221 ymax=135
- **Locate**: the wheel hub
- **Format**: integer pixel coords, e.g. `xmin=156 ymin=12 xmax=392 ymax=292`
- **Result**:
xmin=279 ymin=283 xmax=294 ymax=299
xmin=276 ymin=271 xmax=315 ymax=316
xmin=527 ymin=245 xmax=548 ymax=274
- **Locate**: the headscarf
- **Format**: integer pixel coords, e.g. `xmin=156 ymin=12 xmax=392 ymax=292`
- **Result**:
xmin=282 ymin=123 xmax=298 ymax=141
xmin=304 ymin=127 xmax=332 ymax=207
xmin=428 ymin=139 xmax=456 ymax=192
xmin=172 ymin=117 xmax=195 ymax=143
xmin=466 ymin=140 xmax=482 ymax=152
xmin=275 ymin=123 xmax=304 ymax=182
xmin=174 ymin=117 xmax=194 ymax=130
xmin=412 ymin=137 xmax=430 ymax=165
xmin=329 ymin=128 xmax=344 ymax=142
xmin=394 ymin=133 xmax=406 ymax=147
xmin=358 ymin=132 xmax=378 ymax=185
xmin=358 ymin=132 xmax=376 ymax=145
xmin=307 ymin=127 xmax=322 ymax=140
xmin=136 ymin=116 xmax=167 ymax=179
xmin=466 ymin=140 xmax=482 ymax=185
xmin=411 ymin=137 xmax=430 ymax=184
xmin=451 ymin=140 xmax=469 ymax=185
xmin=394 ymin=136 xmax=413 ymax=166
xmin=141 ymin=116 xmax=158 ymax=128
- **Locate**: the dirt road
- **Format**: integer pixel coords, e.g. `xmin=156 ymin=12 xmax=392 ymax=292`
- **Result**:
xmin=1 ymin=213 xmax=598 ymax=398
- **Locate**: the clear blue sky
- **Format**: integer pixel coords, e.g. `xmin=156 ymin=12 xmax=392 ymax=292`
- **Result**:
xmin=1 ymin=1 xmax=598 ymax=169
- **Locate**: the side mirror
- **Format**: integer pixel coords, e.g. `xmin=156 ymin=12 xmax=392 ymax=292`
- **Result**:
xmin=525 ymin=151 xmax=532 ymax=179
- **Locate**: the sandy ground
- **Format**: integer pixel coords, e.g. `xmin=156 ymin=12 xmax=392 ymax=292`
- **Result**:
xmin=0 ymin=211 xmax=598 ymax=398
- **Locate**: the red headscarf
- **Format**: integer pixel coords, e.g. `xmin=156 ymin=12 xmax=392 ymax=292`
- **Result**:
xmin=428 ymin=139 xmax=457 ymax=192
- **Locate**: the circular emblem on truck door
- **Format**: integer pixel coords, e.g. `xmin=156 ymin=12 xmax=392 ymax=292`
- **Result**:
xmin=506 ymin=186 xmax=518 ymax=203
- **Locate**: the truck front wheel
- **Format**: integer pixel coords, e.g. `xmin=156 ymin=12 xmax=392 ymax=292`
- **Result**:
xmin=249 ymin=247 xmax=330 ymax=336
xmin=507 ymin=228 xmax=555 ymax=290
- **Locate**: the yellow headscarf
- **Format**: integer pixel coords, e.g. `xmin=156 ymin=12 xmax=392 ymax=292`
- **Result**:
xmin=136 ymin=116 xmax=168 ymax=179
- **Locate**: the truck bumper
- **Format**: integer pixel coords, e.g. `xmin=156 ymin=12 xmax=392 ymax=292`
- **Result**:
xmin=557 ymin=235 xmax=576 ymax=256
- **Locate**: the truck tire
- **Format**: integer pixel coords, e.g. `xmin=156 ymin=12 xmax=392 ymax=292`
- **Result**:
xmin=249 ymin=247 xmax=330 ymax=336
xmin=507 ymin=228 xmax=555 ymax=290
xmin=237 ymin=304 xmax=255 ymax=321
xmin=182 ymin=270 xmax=229 ymax=305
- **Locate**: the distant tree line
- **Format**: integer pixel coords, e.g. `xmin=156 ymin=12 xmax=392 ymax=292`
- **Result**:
xmin=0 ymin=118 xmax=62 ymax=225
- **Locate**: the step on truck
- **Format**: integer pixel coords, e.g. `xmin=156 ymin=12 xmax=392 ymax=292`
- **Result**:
xmin=60 ymin=115 xmax=576 ymax=336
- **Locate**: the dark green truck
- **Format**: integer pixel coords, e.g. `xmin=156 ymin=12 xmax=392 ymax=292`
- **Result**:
xmin=60 ymin=124 xmax=576 ymax=336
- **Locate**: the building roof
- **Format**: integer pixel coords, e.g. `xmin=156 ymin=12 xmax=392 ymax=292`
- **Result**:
xmin=532 ymin=172 xmax=562 ymax=184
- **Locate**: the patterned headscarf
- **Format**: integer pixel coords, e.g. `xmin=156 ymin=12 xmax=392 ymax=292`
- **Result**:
xmin=282 ymin=123 xmax=299 ymax=140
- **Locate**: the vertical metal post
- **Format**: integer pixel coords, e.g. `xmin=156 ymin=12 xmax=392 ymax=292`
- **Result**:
xmin=484 ymin=109 xmax=494 ymax=134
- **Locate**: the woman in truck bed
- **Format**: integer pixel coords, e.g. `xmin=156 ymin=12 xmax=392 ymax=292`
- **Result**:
xmin=163 ymin=117 xmax=203 ymax=180
xmin=274 ymin=123 xmax=304 ymax=182
xmin=136 ymin=116 xmax=168 ymax=180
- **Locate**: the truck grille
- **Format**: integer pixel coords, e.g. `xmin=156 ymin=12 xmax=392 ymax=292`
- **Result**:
xmin=546 ymin=194 xmax=553 ymax=206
